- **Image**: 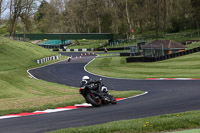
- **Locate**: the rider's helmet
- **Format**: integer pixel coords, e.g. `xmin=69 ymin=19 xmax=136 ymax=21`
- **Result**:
xmin=101 ymin=86 xmax=108 ymax=93
xmin=82 ymin=76 xmax=90 ymax=81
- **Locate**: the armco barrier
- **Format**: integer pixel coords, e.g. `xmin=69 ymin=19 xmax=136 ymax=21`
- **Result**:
xmin=120 ymin=52 xmax=141 ymax=57
xmin=167 ymin=54 xmax=171 ymax=59
xmin=190 ymin=49 xmax=194 ymax=53
xmin=36 ymin=54 xmax=61 ymax=64
xmin=194 ymin=48 xmax=198 ymax=52
xmin=120 ymin=53 xmax=131 ymax=56
xmin=126 ymin=46 xmax=200 ymax=63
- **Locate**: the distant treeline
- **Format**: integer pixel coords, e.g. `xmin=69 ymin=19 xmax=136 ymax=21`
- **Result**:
xmin=1 ymin=0 xmax=200 ymax=39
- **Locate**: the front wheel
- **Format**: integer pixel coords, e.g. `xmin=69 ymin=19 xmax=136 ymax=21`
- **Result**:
xmin=111 ymin=99 xmax=117 ymax=104
xmin=109 ymin=95 xmax=117 ymax=104
xmin=85 ymin=93 xmax=102 ymax=107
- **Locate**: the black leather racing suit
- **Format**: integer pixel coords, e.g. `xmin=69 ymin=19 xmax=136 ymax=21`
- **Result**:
xmin=80 ymin=79 xmax=101 ymax=91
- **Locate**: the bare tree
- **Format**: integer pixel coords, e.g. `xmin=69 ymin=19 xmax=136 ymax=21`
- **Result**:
xmin=8 ymin=0 xmax=37 ymax=37
xmin=125 ymin=0 xmax=132 ymax=42
xmin=0 ymin=0 xmax=3 ymax=23
xmin=9 ymin=0 xmax=23 ymax=37
xmin=0 ymin=0 xmax=8 ymax=24
xmin=20 ymin=0 xmax=37 ymax=37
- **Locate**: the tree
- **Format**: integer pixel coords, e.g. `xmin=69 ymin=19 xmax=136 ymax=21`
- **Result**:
xmin=163 ymin=0 xmax=167 ymax=35
xmin=9 ymin=0 xmax=23 ymax=37
xmin=0 ymin=0 xmax=3 ymax=23
xmin=112 ymin=0 xmax=134 ymax=40
xmin=62 ymin=0 xmax=81 ymax=33
xmin=28 ymin=0 xmax=197 ymax=38
xmin=8 ymin=0 xmax=36 ymax=37
xmin=154 ymin=0 xmax=160 ymax=39
xmin=191 ymin=0 xmax=200 ymax=36
xmin=125 ymin=0 xmax=132 ymax=41
xmin=88 ymin=0 xmax=105 ymax=33
xmin=0 ymin=0 xmax=8 ymax=24
xmin=49 ymin=0 xmax=65 ymax=32
xmin=34 ymin=0 xmax=61 ymax=33
xmin=20 ymin=0 xmax=37 ymax=37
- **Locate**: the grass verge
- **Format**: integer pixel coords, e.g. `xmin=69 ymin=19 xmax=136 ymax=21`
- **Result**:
xmin=48 ymin=110 xmax=200 ymax=133
xmin=186 ymin=42 xmax=200 ymax=50
xmin=167 ymin=128 xmax=200 ymax=133
xmin=163 ymin=29 xmax=200 ymax=42
xmin=0 ymin=37 xmax=79 ymax=115
xmin=68 ymin=40 xmax=107 ymax=49
xmin=97 ymin=53 xmax=120 ymax=57
xmin=86 ymin=48 xmax=200 ymax=79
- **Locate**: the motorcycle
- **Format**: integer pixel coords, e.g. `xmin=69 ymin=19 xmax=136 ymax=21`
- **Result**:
xmin=79 ymin=78 xmax=117 ymax=107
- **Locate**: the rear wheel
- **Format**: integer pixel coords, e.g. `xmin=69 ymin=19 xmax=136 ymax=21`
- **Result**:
xmin=86 ymin=93 xmax=102 ymax=107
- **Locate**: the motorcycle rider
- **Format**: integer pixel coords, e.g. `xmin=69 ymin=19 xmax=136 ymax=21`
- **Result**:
xmin=81 ymin=76 xmax=109 ymax=96
xmin=80 ymin=76 xmax=117 ymax=105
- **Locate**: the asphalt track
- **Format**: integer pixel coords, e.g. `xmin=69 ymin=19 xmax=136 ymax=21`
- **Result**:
xmin=0 ymin=52 xmax=200 ymax=133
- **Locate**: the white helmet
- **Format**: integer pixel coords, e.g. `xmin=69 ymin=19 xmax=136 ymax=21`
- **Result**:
xmin=82 ymin=76 xmax=90 ymax=81
xmin=101 ymin=86 xmax=108 ymax=92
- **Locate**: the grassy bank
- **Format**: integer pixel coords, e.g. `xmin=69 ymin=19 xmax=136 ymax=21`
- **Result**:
xmin=86 ymin=42 xmax=200 ymax=79
xmin=163 ymin=29 xmax=200 ymax=43
xmin=186 ymin=42 xmax=200 ymax=50
xmin=0 ymin=37 xmax=142 ymax=115
xmin=0 ymin=37 xmax=80 ymax=115
xmin=49 ymin=110 xmax=200 ymax=133
xmin=68 ymin=40 xmax=107 ymax=49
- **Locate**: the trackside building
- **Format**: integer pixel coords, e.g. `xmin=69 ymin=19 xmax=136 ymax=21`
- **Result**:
xmin=142 ymin=40 xmax=186 ymax=57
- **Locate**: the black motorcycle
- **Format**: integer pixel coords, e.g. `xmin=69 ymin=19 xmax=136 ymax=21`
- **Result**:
xmin=79 ymin=79 xmax=117 ymax=107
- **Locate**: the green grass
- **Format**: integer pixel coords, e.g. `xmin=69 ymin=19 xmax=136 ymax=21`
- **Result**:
xmin=97 ymin=53 xmax=120 ymax=57
xmin=136 ymin=29 xmax=199 ymax=42
xmin=86 ymin=51 xmax=200 ymax=79
xmin=48 ymin=110 xmax=200 ymax=133
xmin=68 ymin=40 xmax=107 ymax=49
xmin=109 ymin=90 xmax=143 ymax=98
xmin=186 ymin=42 xmax=200 ymax=50
xmin=0 ymin=37 xmax=142 ymax=115
xmin=167 ymin=128 xmax=200 ymax=133
xmin=67 ymin=40 xmax=136 ymax=49
xmin=0 ymin=37 xmax=81 ymax=115
xmin=163 ymin=29 xmax=200 ymax=42
xmin=105 ymin=40 xmax=137 ymax=48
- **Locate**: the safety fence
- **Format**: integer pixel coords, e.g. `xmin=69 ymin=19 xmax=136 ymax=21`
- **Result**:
xmin=126 ymin=47 xmax=200 ymax=63
xmin=36 ymin=54 xmax=62 ymax=64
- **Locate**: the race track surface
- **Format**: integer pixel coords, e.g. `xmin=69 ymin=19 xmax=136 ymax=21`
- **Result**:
xmin=0 ymin=52 xmax=200 ymax=133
